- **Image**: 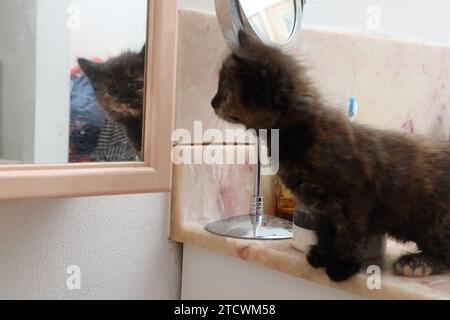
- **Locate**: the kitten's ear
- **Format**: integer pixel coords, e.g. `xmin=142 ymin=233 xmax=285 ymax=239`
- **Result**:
xmin=78 ymin=58 xmax=102 ymax=82
xmin=232 ymin=52 xmax=272 ymax=107
xmin=232 ymin=52 xmax=261 ymax=76
xmin=139 ymin=45 xmax=146 ymax=63
xmin=238 ymin=30 xmax=257 ymax=48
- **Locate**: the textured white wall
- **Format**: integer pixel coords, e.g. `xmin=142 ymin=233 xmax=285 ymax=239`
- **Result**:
xmin=180 ymin=0 xmax=450 ymax=45
xmin=0 ymin=193 xmax=181 ymax=299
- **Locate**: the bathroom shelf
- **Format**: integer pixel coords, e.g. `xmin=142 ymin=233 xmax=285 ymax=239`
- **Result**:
xmin=171 ymin=222 xmax=450 ymax=300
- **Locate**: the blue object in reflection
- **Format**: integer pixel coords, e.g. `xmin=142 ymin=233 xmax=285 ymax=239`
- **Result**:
xmin=69 ymin=73 xmax=105 ymax=162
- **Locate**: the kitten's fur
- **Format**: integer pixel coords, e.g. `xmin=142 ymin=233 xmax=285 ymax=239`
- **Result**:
xmin=78 ymin=46 xmax=146 ymax=155
xmin=212 ymin=31 xmax=450 ymax=281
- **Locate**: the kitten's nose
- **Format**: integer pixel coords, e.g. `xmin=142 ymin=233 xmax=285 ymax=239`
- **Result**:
xmin=211 ymin=95 xmax=220 ymax=109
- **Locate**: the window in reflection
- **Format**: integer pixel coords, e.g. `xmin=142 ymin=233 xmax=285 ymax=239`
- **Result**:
xmin=240 ymin=0 xmax=296 ymax=44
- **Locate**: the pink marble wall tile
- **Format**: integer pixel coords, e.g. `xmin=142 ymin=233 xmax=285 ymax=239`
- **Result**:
xmin=176 ymin=11 xmax=450 ymax=143
xmin=296 ymin=28 xmax=450 ymax=141
xmin=175 ymin=11 xmax=243 ymax=144
xmin=171 ymin=145 xmax=276 ymax=237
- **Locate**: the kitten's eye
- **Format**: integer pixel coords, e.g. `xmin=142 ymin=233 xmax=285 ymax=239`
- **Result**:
xmin=107 ymin=85 xmax=120 ymax=96
xmin=129 ymin=80 xmax=144 ymax=91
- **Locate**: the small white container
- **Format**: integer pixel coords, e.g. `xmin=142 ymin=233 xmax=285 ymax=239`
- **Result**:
xmin=292 ymin=223 xmax=317 ymax=253
xmin=292 ymin=208 xmax=387 ymax=260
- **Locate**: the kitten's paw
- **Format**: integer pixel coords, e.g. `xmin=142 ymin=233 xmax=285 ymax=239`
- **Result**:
xmin=393 ymin=254 xmax=436 ymax=277
xmin=326 ymin=258 xmax=361 ymax=282
xmin=307 ymin=245 xmax=330 ymax=269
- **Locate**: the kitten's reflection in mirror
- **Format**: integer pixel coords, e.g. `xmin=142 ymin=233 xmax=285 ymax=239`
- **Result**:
xmin=77 ymin=46 xmax=145 ymax=160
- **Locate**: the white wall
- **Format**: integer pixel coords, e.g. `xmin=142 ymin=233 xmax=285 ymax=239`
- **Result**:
xmin=0 ymin=193 xmax=181 ymax=300
xmin=182 ymin=245 xmax=362 ymax=300
xmin=180 ymin=0 xmax=450 ymax=45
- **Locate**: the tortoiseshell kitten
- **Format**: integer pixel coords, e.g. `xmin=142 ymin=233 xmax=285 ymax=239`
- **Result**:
xmin=212 ymin=31 xmax=450 ymax=282
xmin=78 ymin=46 xmax=146 ymax=155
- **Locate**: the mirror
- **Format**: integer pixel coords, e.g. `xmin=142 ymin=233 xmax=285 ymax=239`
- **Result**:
xmin=214 ymin=0 xmax=304 ymax=48
xmin=239 ymin=0 xmax=296 ymax=44
xmin=0 ymin=0 xmax=148 ymax=165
